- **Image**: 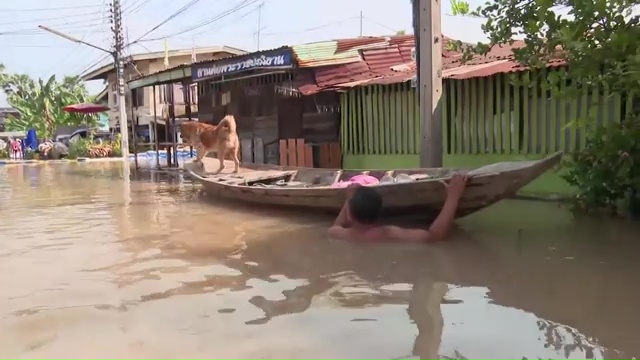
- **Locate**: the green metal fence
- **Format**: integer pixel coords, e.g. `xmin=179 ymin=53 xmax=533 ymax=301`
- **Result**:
xmin=340 ymin=69 xmax=636 ymax=156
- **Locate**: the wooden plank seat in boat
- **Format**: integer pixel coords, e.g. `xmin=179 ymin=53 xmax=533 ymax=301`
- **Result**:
xmin=203 ymin=170 xmax=298 ymax=186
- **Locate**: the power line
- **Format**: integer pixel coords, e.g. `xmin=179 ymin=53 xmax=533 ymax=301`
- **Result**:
xmin=78 ymin=53 xmax=112 ymax=76
xmin=136 ymin=0 xmax=260 ymax=42
xmin=262 ymin=16 xmax=358 ymax=36
xmin=362 ymin=15 xmax=399 ymax=33
xmin=0 ymin=20 xmax=110 ymax=36
xmin=0 ymin=11 xmax=103 ymax=26
xmin=128 ymin=0 xmax=204 ymax=44
xmin=169 ymin=1 xmax=261 ymax=41
xmin=125 ymin=0 xmax=155 ymax=14
xmin=0 ymin=4 xmax=103 ymax=12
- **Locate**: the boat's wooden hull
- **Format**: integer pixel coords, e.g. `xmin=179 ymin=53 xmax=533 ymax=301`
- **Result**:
xmin=185 ymin=152 xmax=562 ymax=219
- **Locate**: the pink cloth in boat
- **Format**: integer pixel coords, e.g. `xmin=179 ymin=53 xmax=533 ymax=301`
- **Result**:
xmin=332 ymin=174 xmax=380 ymax=188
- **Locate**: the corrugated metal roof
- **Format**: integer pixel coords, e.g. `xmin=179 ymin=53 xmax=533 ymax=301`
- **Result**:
xmin=335 ymin=36 xmax=391 ymax=53
xmin=292 ymin=35 xmax=412 ymax=68
xmin=335 ymin=57 xmax=567 ymax=89
xmin=304 ymin=39 xmax=566 ymax=93
xmin=315 ymin=62 xmax=373 ymax=86
xmin=361 ymin=45 xmax=404 ymax=72
xmin=292 ymin=41 xmax=361 ymax=68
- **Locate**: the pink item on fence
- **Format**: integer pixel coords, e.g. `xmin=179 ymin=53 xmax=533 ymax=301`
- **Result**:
xmin=332 ymin=174 xmax=380 ymax=188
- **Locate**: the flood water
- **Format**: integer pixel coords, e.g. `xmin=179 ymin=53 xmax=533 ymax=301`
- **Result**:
xmin=1 ymin=162 xmax=640 ymax=359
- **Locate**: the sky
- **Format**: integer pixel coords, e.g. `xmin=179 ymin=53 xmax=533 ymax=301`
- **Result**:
xmin=0 ymin=0 xmax=488 ymax=106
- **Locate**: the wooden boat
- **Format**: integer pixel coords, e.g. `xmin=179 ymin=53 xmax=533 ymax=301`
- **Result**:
xmin=185 ymin=152 xmax=562 ymax=219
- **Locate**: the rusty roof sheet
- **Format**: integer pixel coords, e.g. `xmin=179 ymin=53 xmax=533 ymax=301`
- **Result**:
xmin=335 ymin=58 xmax=567 ymax=89
xmin=304 ymin=39 xmax=567 ymax=93
xmin=314 ymin=61 xmax=373 ymax=86
xmin=292 ymin=35 xmax=413 ymax=68
xmin=335 ymin=36 xmax=390 ymax=53
xmin=361 ymin=45 xmax=405 ymax=72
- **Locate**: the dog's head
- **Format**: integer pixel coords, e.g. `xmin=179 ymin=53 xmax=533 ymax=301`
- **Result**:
xmin=179 ymin=122 xmax=202 ymax=143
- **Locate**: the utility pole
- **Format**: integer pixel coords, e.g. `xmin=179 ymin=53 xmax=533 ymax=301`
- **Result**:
xmin=256 ymin=2 xmax=264 ymax=51
xmin=38 ymin=0 xmax=129 ymax=161
xmin=416 ymin=0 xmax=443 ymax=167
xmin=112 ymin=0 xmax=129 ymax=159
xmin=359 ymin=11 xmax=363 ymax=37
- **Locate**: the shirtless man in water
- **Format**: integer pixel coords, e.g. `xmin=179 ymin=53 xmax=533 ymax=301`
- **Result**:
xmin=328 ymin=174 xmax=469 ymax=243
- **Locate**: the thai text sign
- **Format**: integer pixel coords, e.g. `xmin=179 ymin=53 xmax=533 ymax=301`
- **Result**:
xmin=192 ymin=48 xmax=294 ymax=81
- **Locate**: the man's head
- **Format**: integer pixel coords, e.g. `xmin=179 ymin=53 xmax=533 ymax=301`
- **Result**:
xmin=348 ymin=186 xmax=383 ymax=224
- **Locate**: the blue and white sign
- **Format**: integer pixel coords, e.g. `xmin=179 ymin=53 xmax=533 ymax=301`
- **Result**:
xmin=191 ymin=48 xmax=294 ymax=81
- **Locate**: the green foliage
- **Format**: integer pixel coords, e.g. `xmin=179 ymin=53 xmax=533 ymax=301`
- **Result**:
xmin=447 ymin=0 xmax=640 ymax=214
xmin=67 ymin=138 xmax=91 ymax=159
xmin=112 ymin=133 xmax=122 ymax=157
xmin=0 ymin=64 xmax=97 ymax=138
xmin=562 ymin=114 xmax=640 ymax=215
xmin=67 ymin=134 xmax=122 ymax=159
xmin=0 ymin=148 xmax=7 ymax=159
xmin=452 ymin=0 xmax=640 ymax=95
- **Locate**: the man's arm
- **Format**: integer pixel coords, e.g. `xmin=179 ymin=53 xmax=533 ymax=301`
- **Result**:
xmin=328 ymin=185 xmax=357 ymax=238
xmin=385 ymin=174 xmax=468 ymax=243
xmin=333 ymin=194 xmax=351 ymax=228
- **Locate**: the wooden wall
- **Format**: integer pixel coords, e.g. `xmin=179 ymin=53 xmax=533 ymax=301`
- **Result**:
xmin=195 ymin=72 xmax=341 ymax=165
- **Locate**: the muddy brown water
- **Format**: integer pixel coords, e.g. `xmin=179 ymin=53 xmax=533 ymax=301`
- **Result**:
xmin=1 ymin=162 xmax=639 ymax=359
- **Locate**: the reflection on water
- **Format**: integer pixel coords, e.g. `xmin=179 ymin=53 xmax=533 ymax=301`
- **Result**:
xmin=1 ymin=162 xmax=639 ymax=358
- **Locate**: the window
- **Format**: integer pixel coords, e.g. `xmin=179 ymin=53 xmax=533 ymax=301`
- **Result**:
xmin=132 ymin=88 xmax=145 ymax=107
xmin=111 ymin=91 xmax=119 ymax=107
xmin=173 ymin=85 xmax=185 ymax=104
xmin=190 ymin=84 xmax=197 ymax=104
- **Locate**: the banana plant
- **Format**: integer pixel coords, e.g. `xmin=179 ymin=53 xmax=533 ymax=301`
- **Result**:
xmin=0 ymin=65 xmax=97 ymax=138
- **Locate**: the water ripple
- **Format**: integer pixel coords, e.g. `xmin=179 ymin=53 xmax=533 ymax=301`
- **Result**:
xmin=0 ymin=162 xmax=637 ymax=358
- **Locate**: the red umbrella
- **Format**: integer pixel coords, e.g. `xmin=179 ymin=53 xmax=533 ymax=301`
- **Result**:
xmin=62 ymin=103 xmax=110 ymax=114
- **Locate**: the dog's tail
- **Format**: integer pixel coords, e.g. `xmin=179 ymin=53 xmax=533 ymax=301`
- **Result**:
xmin=217 ymin=115 xmax=237 ymax=134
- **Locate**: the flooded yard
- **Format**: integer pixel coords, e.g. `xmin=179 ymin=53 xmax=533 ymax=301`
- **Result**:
xmin=0 ymin=162 xmax=639 ymax=359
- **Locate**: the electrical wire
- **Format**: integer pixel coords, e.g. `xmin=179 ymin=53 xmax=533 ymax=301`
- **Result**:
xmin=78 ymin=53 xmax=112 ymax=76
xmin=0 ymin=21 xmax=110 ymax=37
xmin=182 ymin=2 xmax=262 ymax=39
xmin=125 ymin=0 xmax=155 ymax=15
xmin=0 ymin=4 xmax=103 ymax=12
xmin=362 ymin=15 xmax=400 ymax=33
xmin=0 ymin=11 xmax=103 ymax=26
xmin=127 ymin=0 xmax=204 ymax=44
xmin=50 ymin=2 xmax=111 ymax=76
xmin=135 ymin=0 xmax=260 ymax=43
xmin=261 ymin=15 xmax=359 ymax=36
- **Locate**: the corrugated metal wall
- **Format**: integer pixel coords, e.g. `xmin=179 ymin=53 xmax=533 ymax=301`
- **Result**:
xmin=341 ymin=68 xmax=637 ymax=156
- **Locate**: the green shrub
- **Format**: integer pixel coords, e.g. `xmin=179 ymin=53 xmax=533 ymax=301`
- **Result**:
xmin=0 ymin=148 xmax=8 ymax=159
xmin=111 ymin=133 xmax=122 ymax=157
xmin=562 ymin=114 xmax=640 ymax=215
xmin=67 ymin=138 xmax=91 ymax=159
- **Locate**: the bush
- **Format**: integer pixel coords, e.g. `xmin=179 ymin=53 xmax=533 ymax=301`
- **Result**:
xmin=562 ymin=115 xmax=640 ymax=215
xmin=0 ymin=148 xmax=7 ymax=159
xmin=67 ymin=138 xmax=91 ymax=159
xmin=111 ymin=134 xmax=122 ymax=157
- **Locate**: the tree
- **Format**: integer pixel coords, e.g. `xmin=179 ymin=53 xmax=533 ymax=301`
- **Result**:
xmin=451 ymin=0 xmax=640 ymax=95
xmin=0 ymin=65 xmax=97 ymax=138
xmin=447 ymin=0 xmax=640 ymax=214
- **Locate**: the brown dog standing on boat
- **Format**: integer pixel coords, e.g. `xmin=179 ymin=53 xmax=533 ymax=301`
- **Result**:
xmin=179 ymin=121 xmax=215 ymax=146
xmin=185 ymin=115 xmax=240 ymax=174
